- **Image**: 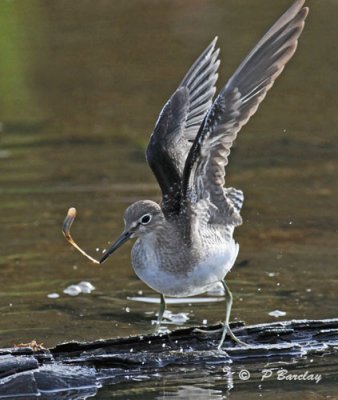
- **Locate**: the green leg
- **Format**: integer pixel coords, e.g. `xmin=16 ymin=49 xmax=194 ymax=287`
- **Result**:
xmin=218 ymin=280 xmax=246 ymax=349
xmin=154 ymin=293 xmax=166 ymax=333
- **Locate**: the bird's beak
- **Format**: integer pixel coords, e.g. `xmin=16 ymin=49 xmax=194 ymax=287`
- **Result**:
xmin=100 ymin=229 xmax=133 ymax=264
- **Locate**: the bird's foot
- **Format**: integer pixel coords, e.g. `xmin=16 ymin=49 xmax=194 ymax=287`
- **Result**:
xmin=194 ymin=324 xmax=247 ymax=348
xmin=218 ymin=323 xmax=247 ymax=349
xmin=194 ymin=326 xmax=223 ymax=334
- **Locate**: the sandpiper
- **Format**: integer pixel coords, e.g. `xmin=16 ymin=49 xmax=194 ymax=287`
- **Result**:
xmin=64 ymin=0 xmax=308 ymax=349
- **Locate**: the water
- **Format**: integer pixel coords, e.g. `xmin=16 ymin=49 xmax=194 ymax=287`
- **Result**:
xmin=0 ymin=0 xmax=337 ymax=398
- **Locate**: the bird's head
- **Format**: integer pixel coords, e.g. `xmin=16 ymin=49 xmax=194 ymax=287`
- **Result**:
xmin=100 ymin=200 xmax=164 ymax=264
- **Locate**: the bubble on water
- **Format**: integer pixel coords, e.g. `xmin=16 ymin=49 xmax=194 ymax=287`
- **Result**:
xmin=125 ymin=307 xmax=130 ymax=313
xmin=78 ymin=281 xmax=95 ymax=293
xmin=63 ymin=281 xmax=95 ymax=296
xmin=266 ymin=272 xmax=276 ymax=277
xmin=47 ymin=293 xmax=60 ymax=299
xmin=159 ymin=310 xmax=189 ymax=324
xmin=169 ymin=312 xmax=189 ymax=324
xmin=268 ymin=310 xmax=286 ymax=318
xmin=63 ymin=285 xmax=82 ymax=296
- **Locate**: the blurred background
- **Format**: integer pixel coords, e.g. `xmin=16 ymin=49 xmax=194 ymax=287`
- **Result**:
xmin=0 ymin=0 xmax=336 ymax=367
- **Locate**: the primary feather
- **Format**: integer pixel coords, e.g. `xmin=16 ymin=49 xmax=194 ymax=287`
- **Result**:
xmin=182 ymin=0 xmax=308 ymax=225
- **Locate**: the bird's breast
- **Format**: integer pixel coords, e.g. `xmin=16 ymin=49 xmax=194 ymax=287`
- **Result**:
xmin=131 ymin=233 xmax=239 ymax=297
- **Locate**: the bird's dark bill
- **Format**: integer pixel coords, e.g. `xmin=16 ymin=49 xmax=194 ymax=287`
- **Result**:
xmin=100 ymin=230 xmax=132 ymax=264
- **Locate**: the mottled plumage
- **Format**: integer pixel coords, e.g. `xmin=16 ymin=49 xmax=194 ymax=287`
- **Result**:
xmin=100 ymin=0 xmax=308 ymax=348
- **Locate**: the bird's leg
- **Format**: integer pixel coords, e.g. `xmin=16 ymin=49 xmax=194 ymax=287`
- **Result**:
xmin=194 ymin=281 xmax=246 ymax=348
xmin=154 ymin=293 xmax=166 ymax=333
xmin=193 ymin=281 xmax=227 ymax=335
xmin=217 ymin=280 xmax=246 ymax=349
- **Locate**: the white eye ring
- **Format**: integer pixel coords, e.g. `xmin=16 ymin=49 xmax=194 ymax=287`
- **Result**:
xmin=140 ymin=214 xmax=152 ymax=225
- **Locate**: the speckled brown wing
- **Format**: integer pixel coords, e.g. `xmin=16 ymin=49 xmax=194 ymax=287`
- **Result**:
xmin=182 ymin=0 xmax=308 ymax=226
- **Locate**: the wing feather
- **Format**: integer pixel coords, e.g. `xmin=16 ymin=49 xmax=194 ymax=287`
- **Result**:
xmin=146 ymin=38 xmax=220 ymax=216
xmin=182 ymin=0 xmax=308 ymax=225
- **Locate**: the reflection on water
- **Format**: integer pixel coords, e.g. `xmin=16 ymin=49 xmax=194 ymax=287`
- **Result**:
xmin=96 ymin=356 xmax=338 ymax=400
xmin=128 ymin=296 xmax=225 ymax=304
xmin=0 ymin=0 xmax=337 ymax=398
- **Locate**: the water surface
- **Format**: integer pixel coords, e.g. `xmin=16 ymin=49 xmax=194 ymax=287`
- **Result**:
xmin=0 ymin=0 xmax=337 ymax=398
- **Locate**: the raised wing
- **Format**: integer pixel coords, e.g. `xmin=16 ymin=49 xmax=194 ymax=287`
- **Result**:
xmin=182 ymin=0 xmax=308 ymax=225
xmin=146 ymin=38 xmax=220 ymax=217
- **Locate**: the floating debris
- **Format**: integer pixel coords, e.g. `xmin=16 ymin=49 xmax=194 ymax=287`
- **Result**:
xmin=47 ymin=293 xmax=60 ymax=299
xmin=63 ymin=281 xmax=96 ymax=296
xmin=266 ymin=272 xmax=278 ymax=277
xmin=152 ymin=310 xmax=190 ymax=325
xmin=269 ymin=310 xmax=286 ymax=318
xmin=14 ymin=340 xmax=45 ymax=351
xmin=64 ymin=285 xmax=82 ymax=296
xmin=78 ymin=281 xmax=96 ymax=293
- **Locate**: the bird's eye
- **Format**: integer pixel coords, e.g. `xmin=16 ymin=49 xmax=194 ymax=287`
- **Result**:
xmin=140 ymin=214 xmax=152 ymax=225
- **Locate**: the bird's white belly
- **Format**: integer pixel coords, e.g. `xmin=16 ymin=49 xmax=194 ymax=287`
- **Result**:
xmin=132 ymin=239 xmax=239 ymax=297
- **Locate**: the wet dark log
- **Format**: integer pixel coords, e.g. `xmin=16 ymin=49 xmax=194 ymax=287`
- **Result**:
xmin=0 ymin=318 xmax=338 ymax=398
